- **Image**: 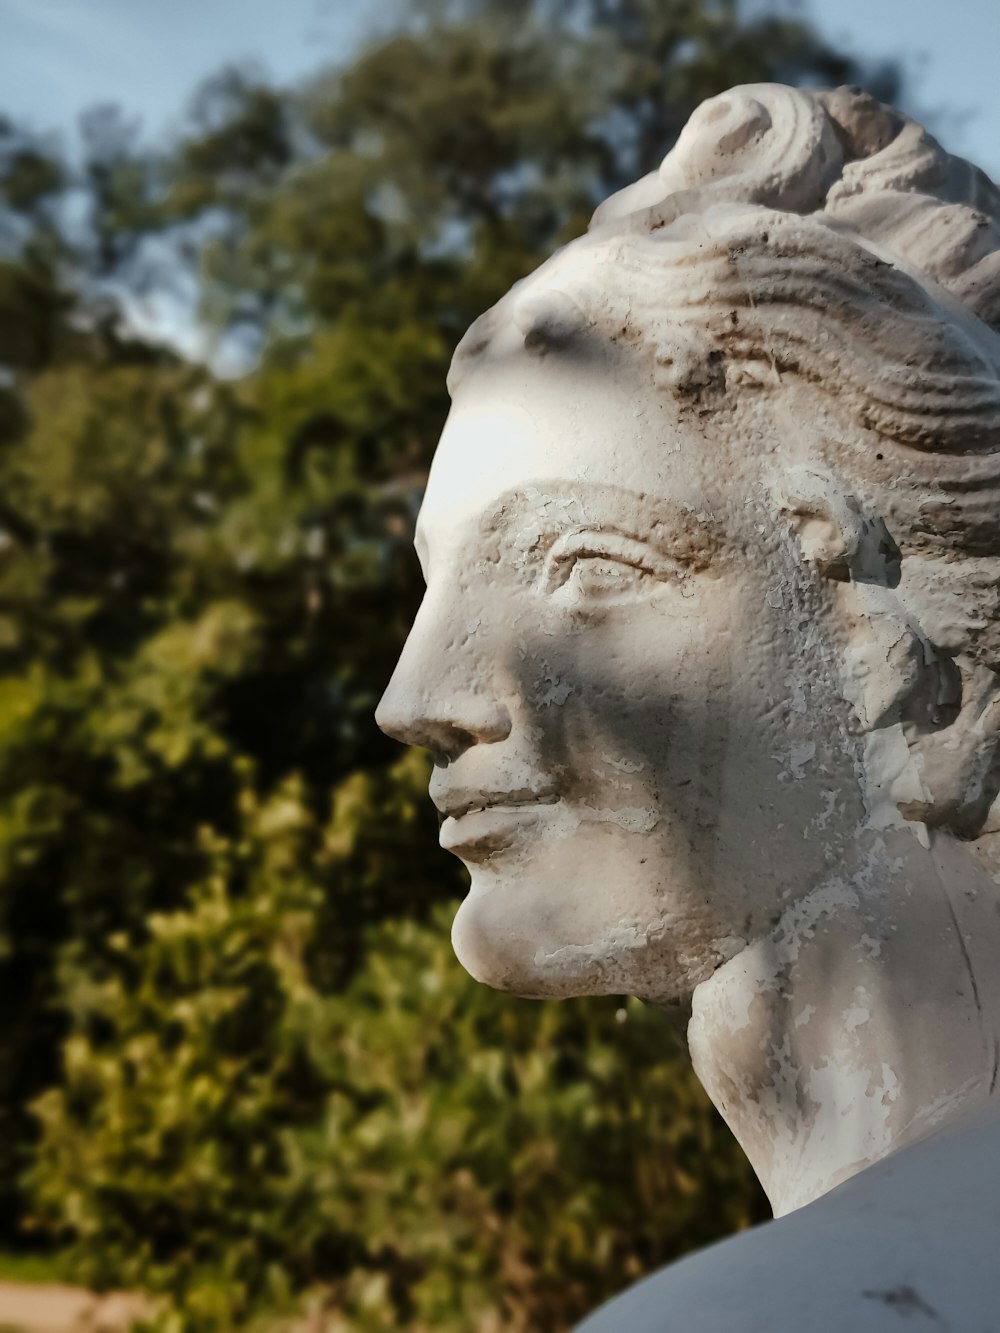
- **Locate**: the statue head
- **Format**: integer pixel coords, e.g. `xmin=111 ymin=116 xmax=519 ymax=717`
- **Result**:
xmin=376 ymin=84 xmax=1000 ymax=1004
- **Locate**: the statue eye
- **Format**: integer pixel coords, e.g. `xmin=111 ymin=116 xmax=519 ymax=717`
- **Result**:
xmin=542 ymin=530 xmax=682 ymax=605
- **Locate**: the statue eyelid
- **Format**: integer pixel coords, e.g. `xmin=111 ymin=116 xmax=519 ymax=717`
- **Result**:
xmin=540 ymin=528 xmax=687 ymax=592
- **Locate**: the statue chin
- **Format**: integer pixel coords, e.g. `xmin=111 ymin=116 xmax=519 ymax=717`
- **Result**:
xmin=450 ymin=889 xmax=546 ymax=997
xmin=451 ymin=860 xmax=726 ymax=1003
xmin=378 ymin=81 xmax=1000 ymax=1332
xmin=451 ymin=878 xmax=616 ymax=1001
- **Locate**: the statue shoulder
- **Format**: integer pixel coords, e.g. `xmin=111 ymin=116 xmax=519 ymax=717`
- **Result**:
xmin=576 ymin=1103 xmax=1000 ymax=1332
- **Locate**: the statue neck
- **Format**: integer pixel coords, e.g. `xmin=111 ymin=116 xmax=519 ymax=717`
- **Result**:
xmin=686 ymin=828 xmax=1000 ymax=1218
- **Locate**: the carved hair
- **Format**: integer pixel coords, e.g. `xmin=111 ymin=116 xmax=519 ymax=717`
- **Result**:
xmin=449 ymin=85 xmax=1000 ymax=836
xmin=454 ymin=84 xmax=1000 ymax=463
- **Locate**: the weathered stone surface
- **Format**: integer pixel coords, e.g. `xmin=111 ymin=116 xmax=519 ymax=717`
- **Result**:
xmin=377 ymin=84 xmax=1000 ymax=1329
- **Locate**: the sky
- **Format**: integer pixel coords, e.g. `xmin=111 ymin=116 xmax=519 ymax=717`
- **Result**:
xmin=1 ymin=0 xmax=996 ymax=369
xmin=0 ymin=0 xmax=998 ymax=176
xmin=0 ymin=0 xmax=372 ymax=143
xmin=811 ymin=0 xmax=1000 ymax=177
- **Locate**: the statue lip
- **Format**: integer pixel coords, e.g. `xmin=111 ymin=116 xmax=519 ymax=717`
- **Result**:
xmin=438 ymin=798 xmax=559 ymax=859
xmin=429 ymin=784 xmax=560 ymax=820
xmin=431 ymin=784 xmax=560 ymax=859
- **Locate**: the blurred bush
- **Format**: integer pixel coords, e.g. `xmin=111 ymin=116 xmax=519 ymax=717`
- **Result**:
xmin=0 ymin=0 xmax=898 ymax=1326
xmin=31 ymin=884 xmax=762 ymax=1329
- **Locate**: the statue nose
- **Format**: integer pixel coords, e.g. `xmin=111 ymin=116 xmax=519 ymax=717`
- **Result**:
xmin=376 ymin=677 xmax=512 ymax=764
xmin=375 ymin=599 xmax=512 ymax=763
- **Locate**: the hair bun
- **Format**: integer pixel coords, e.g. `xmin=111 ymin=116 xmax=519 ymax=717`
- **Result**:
xmin=593 ymin=82 xmax=1000 ymax=338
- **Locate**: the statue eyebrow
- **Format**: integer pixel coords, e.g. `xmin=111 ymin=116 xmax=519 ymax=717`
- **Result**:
xmin=477 ymin=480 xmax=726 ymax=570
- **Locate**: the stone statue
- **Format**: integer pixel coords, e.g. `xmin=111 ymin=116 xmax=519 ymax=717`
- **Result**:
xmin=376 ymin=84 xmax=1000 ymax=1329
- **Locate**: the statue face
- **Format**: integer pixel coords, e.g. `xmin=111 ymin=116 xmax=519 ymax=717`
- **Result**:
xmin=377 ymin=349 xmax=867 ymax=1000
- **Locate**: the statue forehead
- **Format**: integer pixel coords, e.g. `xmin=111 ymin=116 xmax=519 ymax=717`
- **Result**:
xmin=418 ymin=353 xmax=734 ymax=550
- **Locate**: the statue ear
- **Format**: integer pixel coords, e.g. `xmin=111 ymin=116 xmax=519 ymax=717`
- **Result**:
xmin=778 ymin=469 xmax=915 ymax=734
xmin=778 ymin=467 xmax=901 ymax=587
xmin=779 ymin=468 xmax=1000 ymax=838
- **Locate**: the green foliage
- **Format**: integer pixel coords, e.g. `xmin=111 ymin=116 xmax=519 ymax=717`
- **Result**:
xmin=0 ymin=0 xmax=895 ymax=1323
xmin=0 ymin=1248 xmax=73 ymax=1284
xmin=30 ymin=875 xmax=765 ymax=1330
